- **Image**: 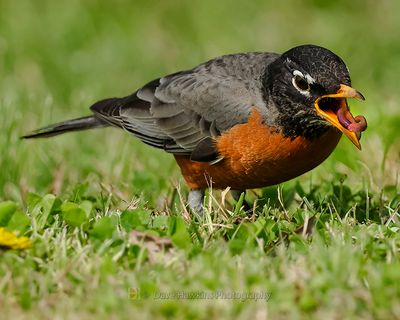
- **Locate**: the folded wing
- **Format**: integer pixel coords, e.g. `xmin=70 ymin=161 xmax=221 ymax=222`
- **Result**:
xmin=90 ymin=52 xmax=279 ymax=161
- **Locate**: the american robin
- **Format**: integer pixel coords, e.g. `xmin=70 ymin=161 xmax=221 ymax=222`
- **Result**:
xmin=24 ymin=45 xmax=367 ymax=213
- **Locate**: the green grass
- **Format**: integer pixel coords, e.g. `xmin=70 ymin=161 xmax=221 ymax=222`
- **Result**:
xmin=1 ymin=0 xmax=399 ymax=319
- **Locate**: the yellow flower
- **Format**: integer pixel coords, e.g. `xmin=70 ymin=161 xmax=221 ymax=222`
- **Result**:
xmin=0 ymin=227 xmax=32 ymax=250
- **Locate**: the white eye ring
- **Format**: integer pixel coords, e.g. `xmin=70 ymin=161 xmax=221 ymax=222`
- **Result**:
xmin=293 ymin=70 xmax=304 ymax=78
xmin=292 ymin=70 xmax=313 ymax=97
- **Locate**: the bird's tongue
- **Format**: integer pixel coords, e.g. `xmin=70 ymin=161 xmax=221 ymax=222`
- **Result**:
xmin=336 ymin=107 xmax=367 ymax=138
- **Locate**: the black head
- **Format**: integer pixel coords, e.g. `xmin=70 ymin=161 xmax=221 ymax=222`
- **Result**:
xmin=264 ymin=44 xmax=361 ymax=140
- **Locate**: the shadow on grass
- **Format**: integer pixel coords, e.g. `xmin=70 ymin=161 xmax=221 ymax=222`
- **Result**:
xmin=255 ymin=179 xmax=399 ymax=224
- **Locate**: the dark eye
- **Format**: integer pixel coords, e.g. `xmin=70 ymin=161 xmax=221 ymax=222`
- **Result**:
xmin=293 ymin=75 xmax=310 ymax=92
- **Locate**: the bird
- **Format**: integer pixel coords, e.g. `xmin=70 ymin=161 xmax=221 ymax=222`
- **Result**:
xmin=23 ymin=44 xmax=367 ymax=214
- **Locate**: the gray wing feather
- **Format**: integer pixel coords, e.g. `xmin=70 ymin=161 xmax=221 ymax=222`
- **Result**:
xmin=91 ymin=52 xmax=280 ymax=156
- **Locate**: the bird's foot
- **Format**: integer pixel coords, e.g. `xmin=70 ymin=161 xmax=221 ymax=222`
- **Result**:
xmin=188 ymin=189 xmax=205 ymax=217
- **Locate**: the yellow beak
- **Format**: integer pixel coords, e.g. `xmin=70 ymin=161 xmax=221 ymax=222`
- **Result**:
xmin=314 ymin=84 xmax=367 ymax=150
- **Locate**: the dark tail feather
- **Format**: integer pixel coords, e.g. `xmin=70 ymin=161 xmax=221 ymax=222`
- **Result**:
xmin=22 ymin=115 xmax=108 ymax=139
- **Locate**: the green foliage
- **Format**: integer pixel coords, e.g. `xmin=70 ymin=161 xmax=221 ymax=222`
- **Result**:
xmin=61 ymin=202 xmax=89 ymax=228
xmin=1 ymin=182 xmax=400 ymax=318
xmin=0 ymin=0 xmax=399 ymax=319
xmin=90 ymin=216 xmax=118 ymax=240
xmin=0 ymin=201 xmax=31 ymax=234
xmin=168 ymin=216 xmax=192 ymax=250
xmin=0 ymin=201 xmax=17 ymax=226
xmin=6 ymin=210 xmax=31 ymax=233
xmin=120 ymin=209 xmax=151 ymax=231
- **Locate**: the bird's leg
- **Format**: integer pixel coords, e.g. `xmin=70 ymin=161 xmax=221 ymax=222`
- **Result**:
xmin=231 ymin=189 xmax=252 ymax=213
xmin=188 ymin=189 xmax=205 ymax=216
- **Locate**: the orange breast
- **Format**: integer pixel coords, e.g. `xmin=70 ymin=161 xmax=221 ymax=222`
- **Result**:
xmin=175 ymin=109 xmax=341 ymax=190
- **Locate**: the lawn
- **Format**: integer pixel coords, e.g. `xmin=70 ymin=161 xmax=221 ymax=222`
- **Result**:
xmin=0 ymin=1 xmax=399 ymax=319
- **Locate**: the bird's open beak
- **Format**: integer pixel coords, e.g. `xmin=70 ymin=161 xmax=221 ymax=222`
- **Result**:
xmin=314 ymin=84 xmax=367 ymax=150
